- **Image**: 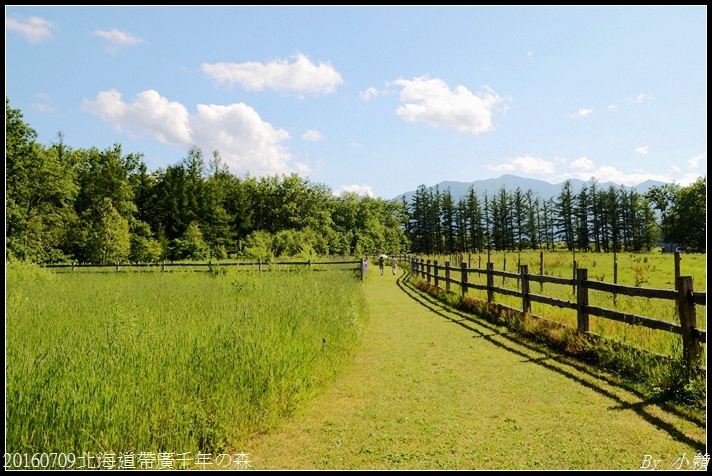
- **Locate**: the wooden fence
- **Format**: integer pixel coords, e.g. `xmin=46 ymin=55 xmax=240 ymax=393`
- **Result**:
xmin=43 ymin=259 xmax=370 ymax=280
xmin=410 ymin=257 xmax=706 ymax=374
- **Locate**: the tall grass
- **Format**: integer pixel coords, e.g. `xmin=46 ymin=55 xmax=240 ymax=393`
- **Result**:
xmin=6 ymin=262 xmax=367 ymax=458
xmin=410 ymin=250 xmax=707 ymax=409
xmin=417 ymin=250 xmax=706 ymax=357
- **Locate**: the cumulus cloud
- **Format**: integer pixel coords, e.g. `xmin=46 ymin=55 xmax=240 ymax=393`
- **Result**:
xmin=677 ymin=173 xmax=705 ymax=187
xmin=565 ymin=108 xmax=594 ymax=119
xmin=333 ymin=184 xmax=374 ymax=197
xmin=83 ymin=89 xmax=193 ymax=145
xmin=359 ymin=86 xmax=389 ymax=101
xmin=553 ymin=164 xmax=674 ymax=187
xmin=302 ymin=130 xmax=324 ymax=142
xmin=634 ymin=146 xmax=649 ymax=155
xmin=570 ymin=157 xmax=595 ymax=171
xmin=6 ymin=15 xmax=56 ymax=43
xmin=388 ymin=75 xmax=508 ymax=135
xmin=82 ymin=89 xmax=304 ymax=177
xmin=687 ymin=153 xmax=705 ymax=168
xmin=94 ymin=28 xmax=145 ymax=52
xmin=201 ymin=53 xmax=344 ymax=95
xmin=487 ymin=155 xmax=556 ymax=175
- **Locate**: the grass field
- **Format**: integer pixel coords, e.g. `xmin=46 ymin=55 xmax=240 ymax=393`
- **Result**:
xmin=408 ymin=250 xmax=706 ymax=360
xmin=5 ymin=253 xmax=706 ymax=470
xmin=5 ymin=262 xmax=368 ymax=463
xmin=244 ymin=266 xmax=706 ymax=469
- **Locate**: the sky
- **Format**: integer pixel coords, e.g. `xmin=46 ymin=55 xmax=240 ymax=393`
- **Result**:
xmin=5 ymin=6 xmax=707 ymax=200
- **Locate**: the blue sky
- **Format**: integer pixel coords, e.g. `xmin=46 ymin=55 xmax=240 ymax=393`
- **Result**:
xmin=5 ymin=6 xmax=707 ymax=200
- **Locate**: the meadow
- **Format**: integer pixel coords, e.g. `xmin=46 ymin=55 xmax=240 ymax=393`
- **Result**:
xmin=410 ymin=250 xmax=706 ymax=356
xmin=5 ymin=262 xmax=368 ymax=463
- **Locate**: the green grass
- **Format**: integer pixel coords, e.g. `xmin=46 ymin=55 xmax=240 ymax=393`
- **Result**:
xmin=6 ymin=262 xmax=368 ymax=460
xmin=411 ymin=250 xmax=706 ymax=363
xmin=244 ymin=265 xmax=706 ymax=469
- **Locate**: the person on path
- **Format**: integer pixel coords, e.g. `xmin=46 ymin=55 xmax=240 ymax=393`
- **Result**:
xmin=391 ymin=256 xmax=398 ymax=275
xmin=379 ymin=255 xmax=385 ymax=275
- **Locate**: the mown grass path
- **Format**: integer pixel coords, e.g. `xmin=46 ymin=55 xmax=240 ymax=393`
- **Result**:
xmin=244 ymin=266 xmax=706 ymax=470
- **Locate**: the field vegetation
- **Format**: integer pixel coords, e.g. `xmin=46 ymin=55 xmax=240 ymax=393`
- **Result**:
xmin=6 ymin=262 xmax=368 ymax=458
xmin=406 ymin=249 xmax=706 ymax=411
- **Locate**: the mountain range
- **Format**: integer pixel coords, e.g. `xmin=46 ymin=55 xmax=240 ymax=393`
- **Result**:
xmin=392 ymin=174 xmax=668 ymax=204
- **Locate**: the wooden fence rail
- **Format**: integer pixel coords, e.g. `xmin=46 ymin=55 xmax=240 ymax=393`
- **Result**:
xmin=410 ymin=257 xmax=707 ymax=374
xmin=43 ymin=259 xmax=370 ymax=280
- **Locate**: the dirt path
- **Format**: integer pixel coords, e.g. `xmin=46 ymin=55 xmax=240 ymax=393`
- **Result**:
xmin=243 ymin=267 xmax=706 ymax=470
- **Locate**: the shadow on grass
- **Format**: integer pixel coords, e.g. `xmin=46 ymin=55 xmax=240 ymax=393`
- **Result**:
xmin=395 ymin=270 xmax=706 ymax=452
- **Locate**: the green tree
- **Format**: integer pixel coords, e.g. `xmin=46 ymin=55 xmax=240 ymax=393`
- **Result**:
xmin=169 ymin=221 xmax=209 ymax=261
xmin=669 ymin=176 xmax=706 ymax=252
xmin=79 ymin=198 xmax=131 ymax=264
xmin=6 ymin=100 xmax=78 ymax=262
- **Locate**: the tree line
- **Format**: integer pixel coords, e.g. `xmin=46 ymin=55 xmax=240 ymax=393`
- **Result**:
xmin=403 ymin=172 xmax=705 ymax=256
xmin=6 ymin=99 xmax=408 ymax=264
xmin=6 ymin=97 xmax=706 ymax=265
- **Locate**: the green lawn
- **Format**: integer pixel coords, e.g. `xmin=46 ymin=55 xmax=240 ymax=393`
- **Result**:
xmin=243 ymin=265 xmax=706 ymax=470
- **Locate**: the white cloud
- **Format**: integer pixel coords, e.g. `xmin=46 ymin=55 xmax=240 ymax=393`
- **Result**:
xmin=83 ymin=89 xmax=193 ymax=145
xmin=348 ymin=142 xmax=364 ymax=148
xmin=487 ymin=155 xmax=556 ymax=175
xmin=389 ymin=75 xmax=508 ymax=135
xmin=554 ymin=165 xmax=673 ymax=187
xmin=565 ymin=108 xmax=594 ymax=119
xmin=82 ymin=89 xmax=304 ymax=177
xmin=333 ymin=184 xmax=374 ymax=197
xmin=359 ymin=86 xmax=388 ymax=101
xmin=94 ymin=28 xmax=145 ymax=52
xmin=570 ymin=157 xmax=595 ymax=171
xmin=634 ymin=146 xmax=649 ymax=155
xmin=628 ymin=93 xmax=654 ymax=104
xmin=32 ymin=93 xmax=54 ymax=113
xmin=677 ymin=173 xmax=705 ymax=187
xmin=302 ymin=130 xmax=324 ymax=142
xmin=687 ymin=153 xmax=705 ymax=168
xmin=32 ymin=102 xmax=55 ymax=113
xmin=6 ymin=15 xmax=56 ymax=43
xmin=201 ymin=53 xmax=344 ymax=95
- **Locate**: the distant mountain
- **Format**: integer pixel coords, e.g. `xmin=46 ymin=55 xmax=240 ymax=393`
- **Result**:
xmin=393 ymin=174 xmax=669 ymax=204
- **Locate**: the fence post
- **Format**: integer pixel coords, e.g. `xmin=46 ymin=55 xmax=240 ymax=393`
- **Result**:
xmin=539 ymin=251 xmax=544 ymax=293
xmin=434 ymin=260 xmax=439 ymax=288
xmin=674 ymin=252 xmax=681 ymax=290
xmin=572 ymin=258 xmax=577 ymax=294
xmin=445 ymin=261 xmax=451 ymax=293
xmin=115 ymin=261 xmax=119 ymax=272
xmin=308 ymin=259 xmax=312 ymax=267
xmin=162 ymin=261 xmax=165 ymax=273
xmin=576 ymin=268 xmax=589 ymax=333
xmin=72 ymin=261 xmax=76 ymax=272
xmin=677 ymin=276 xmax=700 ymax=375
xmin=521 ymin=265 xmax=531 ymax=314
xmin=487 ymin=263 xmax=494 ymax=303
xmin=460 ymin=262 xmax=468 ymax=298
xmin=426 ymin=260 xmax=431 ymax=284
xmin=502 ymin=256 xmax=506 ymax=285
xmin=361 ymin=258 xmax=367 ymax=281
xmin=258 ymin=259 xmax=262 ymax=272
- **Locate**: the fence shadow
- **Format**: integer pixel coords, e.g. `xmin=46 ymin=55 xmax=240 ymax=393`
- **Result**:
xmin=394 ymin=270 xmax=706 ymax=449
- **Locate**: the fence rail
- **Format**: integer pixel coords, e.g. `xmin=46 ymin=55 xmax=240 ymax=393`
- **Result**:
xmin=410 ymin=257 xmax=706 ymax=374
xmin=42 ymin=259 xmax=370 ymax=280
